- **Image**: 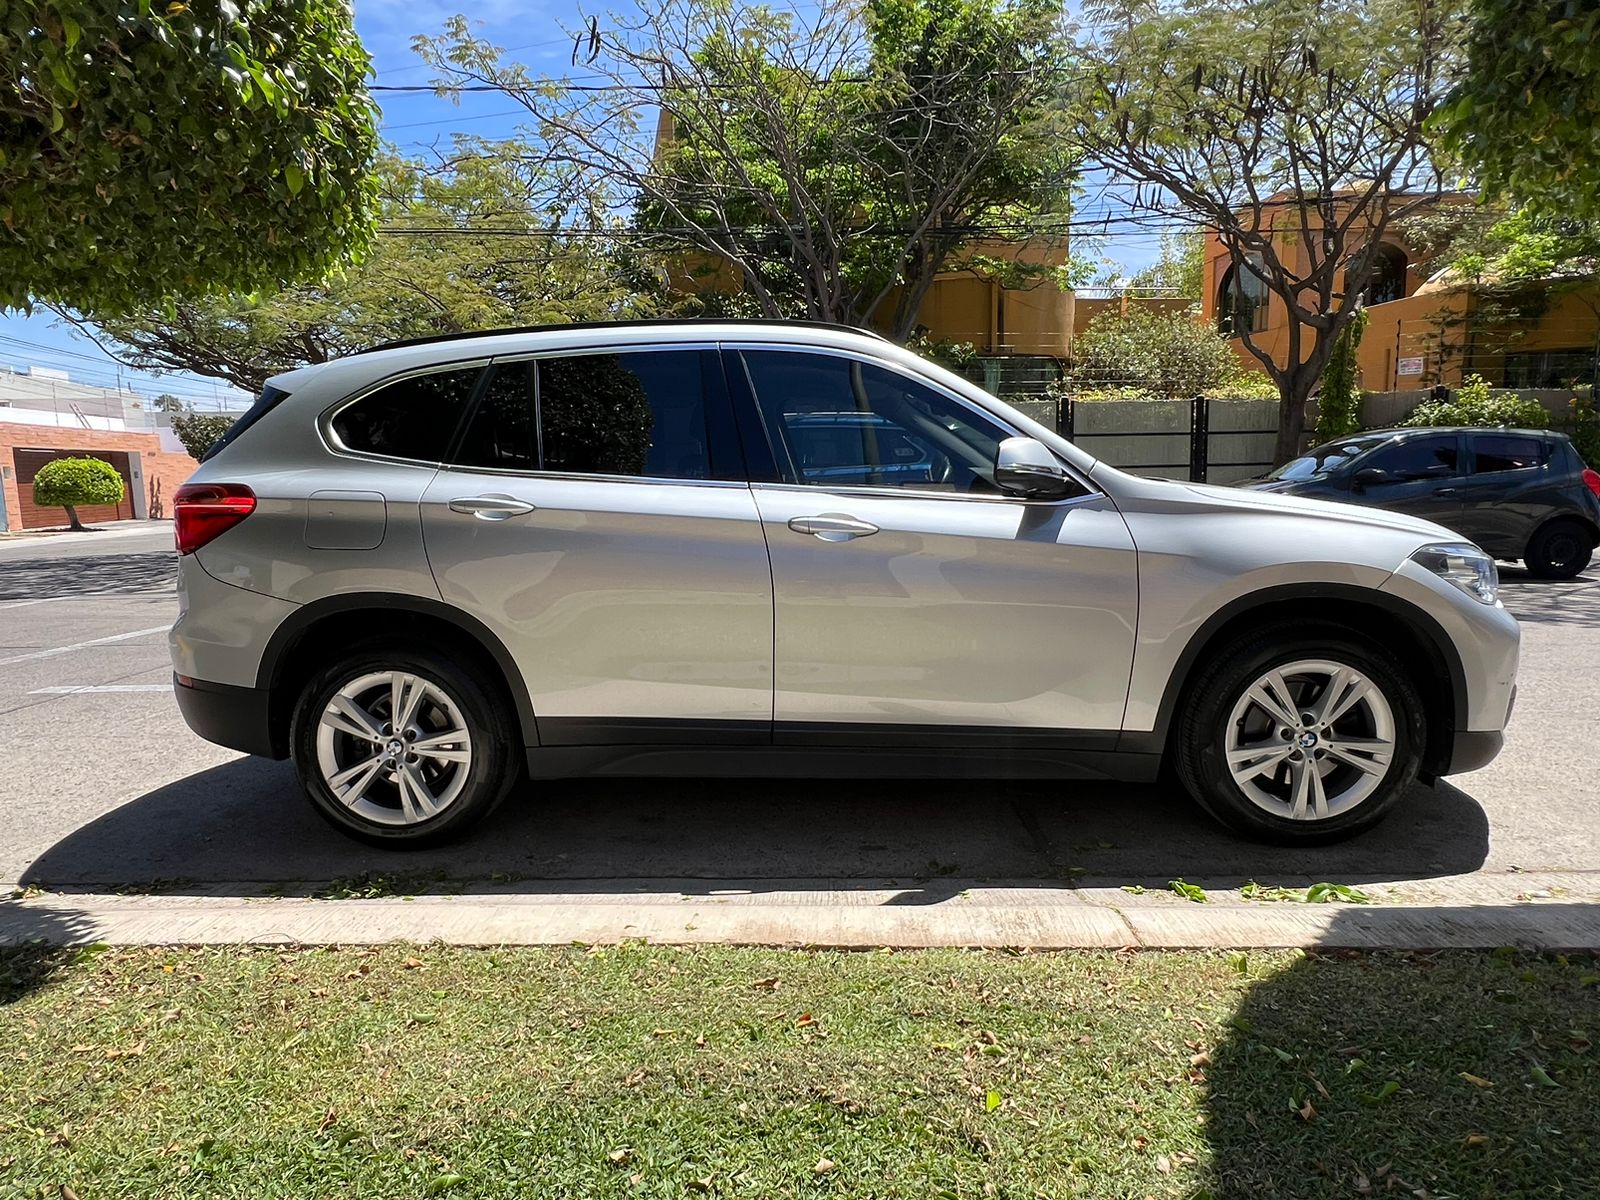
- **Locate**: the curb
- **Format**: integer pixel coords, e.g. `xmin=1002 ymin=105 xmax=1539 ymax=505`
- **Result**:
xmin=4 ymin=881 xmax=1598 ymax=950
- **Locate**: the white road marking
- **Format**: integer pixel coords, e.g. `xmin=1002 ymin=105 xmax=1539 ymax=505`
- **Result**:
xmin=29 ymin=684 xmax=171 ymax=695
xmin=0 ymin=598 xmax=56 ymax=610
xmin=0 ymin=625 xmax=170 ymax=667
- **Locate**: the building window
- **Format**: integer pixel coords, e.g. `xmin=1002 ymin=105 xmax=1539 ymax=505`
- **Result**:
xmin=1217 ymin=255 xmax=1268 ymax=335
xmin=1355 ymin=243 xmax=1408 ymax=306
xmin=1503 ymin=349 xmax=1599 ymax=389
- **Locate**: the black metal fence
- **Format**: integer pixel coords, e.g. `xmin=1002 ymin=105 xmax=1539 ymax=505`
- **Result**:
xmin=1055 ymin=394 xmax=1280 ymax=484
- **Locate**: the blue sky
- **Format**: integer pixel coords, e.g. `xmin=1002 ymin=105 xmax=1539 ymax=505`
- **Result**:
xmin=1 ymin=0 xmax=1158 ymax=410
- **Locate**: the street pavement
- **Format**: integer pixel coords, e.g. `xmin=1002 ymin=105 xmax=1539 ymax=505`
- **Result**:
xmin=1 ymin=522 xmax=1597 ymax=946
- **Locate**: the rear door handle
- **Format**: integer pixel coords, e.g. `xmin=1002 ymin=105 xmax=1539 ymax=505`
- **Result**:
xmin=449 ymin=494 xmax=536 ymax=521
xmin=788 ymin=514 xmax=880 ymax=541
xmin=1435 ymin=487 xmax=1459 ymax=497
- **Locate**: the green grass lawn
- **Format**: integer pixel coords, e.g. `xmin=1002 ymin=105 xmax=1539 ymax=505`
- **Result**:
xmin=1 ymin=945 xmax=1594 ymax=1198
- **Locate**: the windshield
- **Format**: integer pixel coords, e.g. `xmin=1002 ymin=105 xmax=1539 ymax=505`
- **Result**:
xmin=1268 ymin=434 xmax=1391 ymax=481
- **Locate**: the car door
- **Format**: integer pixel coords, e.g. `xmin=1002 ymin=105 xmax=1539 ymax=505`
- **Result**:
xmin=1453 ymin=432 xmax=1557 ymax=557
xmin=1350 ymin=433 xmax=1468 ymax=533
xmin=728 ymin=345 xmax=1139 ymax=743
xmin=419 ymin=346 xmax=774 ymax=744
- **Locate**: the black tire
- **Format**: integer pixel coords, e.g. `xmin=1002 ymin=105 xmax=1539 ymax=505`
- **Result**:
xmin=1174 ymin=623 xmax=1425 ymax=845
xmin=290 ymin=647 xmax=521 ymax=847
xmin=1523 ymin=518 xmax=1593 ymax=580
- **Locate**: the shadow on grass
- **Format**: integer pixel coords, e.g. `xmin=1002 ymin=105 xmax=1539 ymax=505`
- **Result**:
xmin=0 ymin=905 xmax=105 ymax=1005
xmin=1199 ymin=912 xmax=1599 ymax=1198
xmin=20 ymin=755 xmax=1489 ymax=896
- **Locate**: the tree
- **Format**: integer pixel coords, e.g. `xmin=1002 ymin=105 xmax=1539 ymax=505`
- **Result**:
xmin=61 ymin=150 xmax=664 ymax=393
xmin=1076 ymin=0 xmax=1461 ymax=462
xmin=32 ymin=456 xmax=123 ymax=531
xmin=415 ymin=0 xmax=1076 ymax=339
xmin=1 ymin=0 xmax=379 ymax=315
xmin=151 ymin=393 xmax=187 ymax=414
xmin=1128 ymin=230 xmax=1205 ymax=298
xmin=171 ymin=412 xmax=234 ymax=461
xmin=1068 ymin=307 xmax=1245 ymax=398
xmin=1432 ymin=0 xmax=1600 ymax=223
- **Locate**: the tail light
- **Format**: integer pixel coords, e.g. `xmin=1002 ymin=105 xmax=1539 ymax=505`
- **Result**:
xmin=1583 ymin=468 xmax=1600 ymax=500
xmin=174 ymin=483 xmax=256 ymax=555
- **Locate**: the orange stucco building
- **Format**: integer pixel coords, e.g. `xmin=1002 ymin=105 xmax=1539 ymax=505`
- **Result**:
xmin=1199 ymin=196 xmax=1600 ymax=392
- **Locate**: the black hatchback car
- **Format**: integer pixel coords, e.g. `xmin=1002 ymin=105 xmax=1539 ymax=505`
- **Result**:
xmin=1243 ymin=426 xmax=1600 ymax=578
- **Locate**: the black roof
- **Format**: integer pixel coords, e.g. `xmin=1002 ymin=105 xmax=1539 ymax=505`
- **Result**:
xmin=351 ymin=318 xmax=890 ymax=357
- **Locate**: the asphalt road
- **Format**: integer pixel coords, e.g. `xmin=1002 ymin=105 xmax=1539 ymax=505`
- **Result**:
xmin=1 ymin=522 xmax=1596 ymax=896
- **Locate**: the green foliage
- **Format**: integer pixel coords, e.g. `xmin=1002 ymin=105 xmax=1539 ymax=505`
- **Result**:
xmin=1 ymin=1 xmax=380 ymax=315
xmin=1434 ymin=0 xmax=1600 ymax=222
xmin=171 ymin=412 xmax=234 ymax=461
xmin=1564 ymin=390 xmax=1600 ymax=468
xmin=1128 ymin=231 xmax=1206 ymax=299
xmin=78 ymin=151 xmax=663 ymax=393
xmin=1317 ymin=308 xmax=1367 ymax=437
xmin=1067 ymin=308 xmax=1242 ymax=398
xmin=1400 ymin=375 xmax=1550 ymax=430
xmin=32 ymin=456 xmax=124 ymax=528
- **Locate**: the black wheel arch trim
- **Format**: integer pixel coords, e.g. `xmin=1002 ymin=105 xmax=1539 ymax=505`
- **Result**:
xmin=256 ymin=593 xmax=540 ymax=750
xmin=1119 ymin=581 xmax=1468 ymax=762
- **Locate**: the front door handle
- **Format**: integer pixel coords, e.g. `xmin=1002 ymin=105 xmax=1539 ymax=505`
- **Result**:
xmin=1435 ymin=487 xmax=1459 ymax=497
xmin=788 ymin=514 xmax=880 ymax=541
xmin=449 ymin=494 xmax=536 ymax=521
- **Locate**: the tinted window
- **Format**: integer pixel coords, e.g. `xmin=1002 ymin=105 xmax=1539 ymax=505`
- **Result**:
xmin=202 ymin=383 xmax=291 ymax=462
xmin=1363 ymin=435 xmax=1459 ymax=481
xmin=741 ymin=350 xmax=1013 ymax=492
xmin=333 ymin=368 xmax=481 ymax=461
xmin=1473 ymin=434 xmax=1547 ymax=473
xmin=538 ymin=351 xmax=710 ymax=479
xmin=454 ymin=362 xmax=536 ymax=471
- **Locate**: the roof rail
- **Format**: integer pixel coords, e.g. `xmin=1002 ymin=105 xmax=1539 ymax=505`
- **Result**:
xmin=350 ymin=318 xmax=891 ymax=357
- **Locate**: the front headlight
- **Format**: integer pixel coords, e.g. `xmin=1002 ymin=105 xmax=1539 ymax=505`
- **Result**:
xmin=1411 ymin=542 xmax=1499 ymax=605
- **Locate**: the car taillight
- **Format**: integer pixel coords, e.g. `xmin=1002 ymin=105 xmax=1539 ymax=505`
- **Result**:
xmin=1583 ymin=468 xmax=1600 ymax=499
xmin=174 ymin=483 xmax=256 ymax=555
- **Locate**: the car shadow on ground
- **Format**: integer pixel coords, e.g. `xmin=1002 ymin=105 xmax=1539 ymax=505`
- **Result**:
xmin=0 ymin=549 xmax=175 ymax=600
xmin=19 ymin=755 xmax=1489 ymax=896
xmin=1497 ymin=565 xmax=1600 ymax=629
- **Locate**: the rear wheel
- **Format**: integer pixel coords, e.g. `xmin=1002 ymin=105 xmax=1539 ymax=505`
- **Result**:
xmin=1524 ymin=518 xmax=1593 ymax=580
xmin=291 ymin=649 xmax=519 ymax=846
xmin=1175 ymin=627 xmax=1424 ymax=844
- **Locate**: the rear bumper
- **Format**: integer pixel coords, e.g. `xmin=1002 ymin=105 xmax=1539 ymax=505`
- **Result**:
xmin=173 ymin=674 xmax=280 ymax=758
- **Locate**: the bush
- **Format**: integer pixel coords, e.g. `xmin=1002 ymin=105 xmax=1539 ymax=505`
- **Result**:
xmin=32 ymin=457 xmax=125 ymax=531
xmin=1566 ymin=388 xmax=1600 ymax=467
xmin=1399 ymin=374 xmax=1550 ymax=430
xmin=171 ymin=413 xmax=236 ymax=462
xmin=1068 ymin=308 xmax=1240 ymax=398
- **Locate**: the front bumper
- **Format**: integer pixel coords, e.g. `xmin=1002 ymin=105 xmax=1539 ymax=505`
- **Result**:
xmin=173 ymin=674 xmax=280 ymax=758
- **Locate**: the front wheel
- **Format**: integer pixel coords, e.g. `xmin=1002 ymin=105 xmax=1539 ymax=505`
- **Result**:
xmin=291 ymin=649 xmax=519 ymax=847
xmin=1175 ymin=627 xmax=1424 ymax=844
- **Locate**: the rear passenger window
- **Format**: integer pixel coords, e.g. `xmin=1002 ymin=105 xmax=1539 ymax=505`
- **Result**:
xmin=453 ymin=362 xmax=536 ymax=471
xmin=332 ymin=367 xmax=481 ymax=461
xmin=538 ymin=351 xmax=711 ymax=480
xmin=1473 ymin=435 xmax=1546 ymax=473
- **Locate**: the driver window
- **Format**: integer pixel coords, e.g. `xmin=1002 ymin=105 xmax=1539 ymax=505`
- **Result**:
xmin=739 ymin=350 xmax=1009 ymax=492
xmin=1362 ymin=435 xmax=1460 ymax=482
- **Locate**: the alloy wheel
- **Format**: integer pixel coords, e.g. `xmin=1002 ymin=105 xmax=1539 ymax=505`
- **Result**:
xmin=1223 ymin=659 xmax=1396 ymax=821
xmin=314 ymin=670 xmax=474 ymax=827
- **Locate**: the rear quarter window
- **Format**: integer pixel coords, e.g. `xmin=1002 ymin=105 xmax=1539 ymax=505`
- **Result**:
xmin=331 ymin=367 xmax=483 ymax=462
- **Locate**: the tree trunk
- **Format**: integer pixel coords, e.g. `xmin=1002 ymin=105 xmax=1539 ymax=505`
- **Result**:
xmin=64 ymin=504 xmax=84 ymax=532
xmin=1272 ymin=377 xmax=1313 ymax=465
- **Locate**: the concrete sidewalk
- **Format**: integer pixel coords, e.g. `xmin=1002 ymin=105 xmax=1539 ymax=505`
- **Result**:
xmin=6 ymin=872 xmax=1597 ymax=950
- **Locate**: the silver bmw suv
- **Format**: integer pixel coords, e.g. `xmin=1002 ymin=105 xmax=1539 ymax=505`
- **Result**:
xmin=169 ymin=321 xmax=1519 ymax=847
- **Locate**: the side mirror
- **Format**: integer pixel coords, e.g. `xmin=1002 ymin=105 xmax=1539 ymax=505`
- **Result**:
xmin=1352 ymin=467 xmax=1389 ymax=490
xmin=993 ymin=437 xmax=1075 ymax=498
